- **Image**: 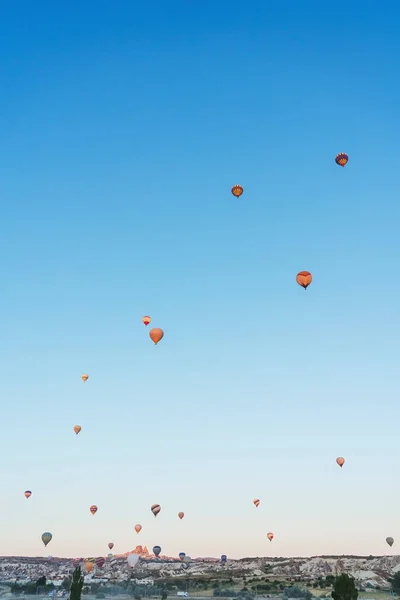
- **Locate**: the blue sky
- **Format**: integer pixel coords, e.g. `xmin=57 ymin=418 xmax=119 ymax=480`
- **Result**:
xmin=1 ymin=0 xmax=400 ymax=559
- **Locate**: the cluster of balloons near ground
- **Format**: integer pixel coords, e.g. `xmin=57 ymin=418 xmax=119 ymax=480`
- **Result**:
xmin=33 ymin=157 xmax=399 ymax=560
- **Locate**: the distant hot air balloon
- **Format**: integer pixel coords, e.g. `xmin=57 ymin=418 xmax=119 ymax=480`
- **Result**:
xmin=296 ymin=271 xmax=312 ymax=290
xmin=178 ymin=512 xmax=184 ymax=519
xmin=179 ymin=552 xmax=186 ymax=561
xmin=24 ymin=490 xmax=32 ymax=499
xmin=47 ymin=556 xmax=53 ymax=562
xmin=108 ymin=553 xmax=113 ymax=559
xmin=95 ymin=557 xmax=105 ymax=569
xmin=335 ymin=152 xmax=348 ymax=167
xmin=108 ymin=543 xmax=114 ymax=550
xmin=73 ymin=425 xmax=81 ymax=435
xmin=142 ymin=316 xmax=151 ymax=326
xmin=149 ymin=328 xmax=164 ymax=345
xmin=267 ymin=532 xmax=274 ymax=542
xmin=183 ymin=556 xmax=191 ymax=564
xmin=151 ymin=504 xmax=161 ymax=517
xmin=42 ymin=532 xmax=52 ymax=547
xmin=153 ymin=546 xmax=161 ymax=557
xmin=336 ymin=457 xmax=345 ymax=468
xmin=253 ymin=499 xmax=260 ymax=508
xmin=221 ymin=554 xmax=227 ymax=564
xmin=81 ymin=374 xmax=89 ymax=382
xmin=386 ymin=537 xmax=394 ymax=547
xmin=127 ymin=554 xmax=139 ymax=568
xmin=231 ymin=185 xmax=243 ymax=198
xmin=134 ymin=524 xmax=142 ymax=534
xmin=85 ymin=561 xmax=94 ymax=573
xmin=90 ymin=505 xmax=98 ymax=515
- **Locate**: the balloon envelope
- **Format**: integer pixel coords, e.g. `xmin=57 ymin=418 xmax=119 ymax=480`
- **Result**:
xmin=41 ymin=532 xmax=52 ymax=547
xmin=386 ymin=537 xmax=394 ymax=547
xmin=74 ymin=425 xmax=81 ymax=435
xmin=85 ymin=562 xmax=94 ymax=573
xmin=231 ymin=184 xmax=243 ymax=198
xmin=178 ymin=512 xmax=184 ymax=519
xmin=151 ymin=504 xmax=161 ymax=516
xmin=90 ymin=505 xmax=98 ymax=515
xmin=153 ymin=546 xmax=161 ymax=557
xmin=108 ymin=543 xmax=114 ymax=550
xmin=81 ymin=374 xmax=89 ymax=382
xmin=24 ymin=490 xmax=32 ymax=499
xmin=142 ymin=316 xmax=151 ymax=326
xmin=149 ymin=328 xmax=164 ymax=345
xmin=336 ymin=457 xmax=345 ymax=467
xmin=127 ymin=554 xmax=139 ymax=568
xmin=179 ymin=553 xmax=186 ymax=561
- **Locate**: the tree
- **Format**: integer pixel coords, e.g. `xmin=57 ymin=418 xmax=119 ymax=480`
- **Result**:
xmin=331 ymin=574 xmax=358 ymax=600
xmin=283 ymin=586 xmax=312 ymax=600
xmin=70 ymin=567 xmax=84 ymax=600
xmin=390 ymin=572 xmax=400 ymax=594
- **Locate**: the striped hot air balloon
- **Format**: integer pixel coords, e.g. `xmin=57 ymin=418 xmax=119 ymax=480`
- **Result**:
xmin=24 ymin=490 xmax=32 ymax=499
xmin=142 ymin=316 xmax=151 ymax=326
xmin=90 ymin=505 xmax=98 ymax=515
xmin=231 ymin=185 xmax=243 ymax=198
xmin=335 ymin=152 xmax=348 ymax=167
xmin=151 ymin=504 xmax=161 ymax=517
xmin=253 ymin=499 xmax=260 ymax=507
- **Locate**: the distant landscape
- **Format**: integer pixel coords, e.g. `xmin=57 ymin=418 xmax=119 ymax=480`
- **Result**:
xmin=0 ymin=554 xmax=398 ymax=600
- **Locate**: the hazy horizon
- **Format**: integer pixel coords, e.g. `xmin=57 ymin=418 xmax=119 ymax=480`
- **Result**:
xmin=0 ymin=0 xmax=399 ymax=560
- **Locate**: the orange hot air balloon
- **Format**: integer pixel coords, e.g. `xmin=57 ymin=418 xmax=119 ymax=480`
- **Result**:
xmin=151 ymin=504 xmax=161 ymax=517
xmin=149 ymin=328 xmax=164 ymax=345
xmin=231 ymin=184 xmax=243 ymax=198
xmin=90 ymin=505 xmax=98 ymax=515
xmin=267 ymin=532 xmax=274 ymax=542
xmin=296 ymin=271 xmax=312 ymax=290
xmin=142 ymin=316 xmax=151 ymax=326
xmin=335 ymin=152 xmax=348 ymax=167
xmin=253 ymin=499 xmax=260 ymax=508
xmin=178 ymin=512 xmax=184 ymax=520
xmin=134 ymin=524 xmax=142 ymax=534
xmin=81 ymin=374 xmax=89 ymax=382
xmin=74 ymin=425 xmax=81 ymax=435
xmin=85 ymin=561 xmax=94 ymax=573
xmin=24 ymin=490 xmax=32 ymax=499
xmin=336 ymin=457 xmax=345 ymax=468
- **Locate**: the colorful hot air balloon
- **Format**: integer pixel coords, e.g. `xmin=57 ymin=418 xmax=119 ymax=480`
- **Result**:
xmin=335 ymin=152 xmax=348 ymax=167
xmin=179 ymin=552 xmax=186 ymax=561
xmin=73 ymin=425 xmax=81 ymax=435
xmin=149 ymin=328 xmax=164 ymax=345
xmin=85 ymin=561 xmax=94 ymax=573
xmin=142 ymin=316 xmax=151 ymax=326
xmin=95 ymin=557 xmax=105 ymax=569
xmin=134 ymin=524 xmax=142 ymax=534
xmin=90 ymin=505 xmax=98 ymax=515
xmin=267 ymin=532 xmax=274 ymax=541
xmin=336 ymin=457 xmax=345 ymax=468
xmin=151 ymin=504 xmax=161 ymax=517
xmin=231 ymin=185 xmax=243 ymax=198
xmin=178 ymin=512 xmax=184 ymax=519
xmin=42 ymin=532 xmax=52 ymax=547
xmin=153 ymin=546 xmax=161 ymax=557
xmin=253 ymin=499 xmax=260 ymax=508
xmin=386 ymin=537 xmax=394 ymax=547
xmin=24 ymin=490 xmax=32 ymax=499
xmin=81 ymin=374 xmax=89 ymax=382
xmin=296 ymin=271 xmax=312 ymax=290
xmin=108 ymin=543 xmax=114 ymax=550
xmin=127 ymin=554 xmax=139 ymax=568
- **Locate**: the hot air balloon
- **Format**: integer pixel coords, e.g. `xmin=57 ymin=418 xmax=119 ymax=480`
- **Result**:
xmin=179 ymin=552 xmax=186 ymax=561
xmin=151 ymin=504 xmax=161 ymax=517
xmin=142 ymin=316 xmax=151 ymax=326
xmin=42 ymin=532 xmax=52 ymax=547
xmin=47 ymin=556 xmax=53 ymax=562
xmin=108 ymin=553 xmax=113 ymax=559
xmin=386 ymin=537 xmax=394 ymax=547
xmin=24 ymin=490 xmax=32 ymax=499
xmin=81 ymin=374 xmax=89 ymax=382
xmin=296 ymin=271 xmax=312 ymax=290
xmin=74 ymin=425 xmax=81 ymax=435
xmin=96 ymin=557 xmax=105 ymax=569
xmin=336 ymin=457 xmax=345 ymax=468
xmin=231 ymin=185 xmax=243 ymax=198
xmin=267 ymin=532 xmax=274 ymax=541
xmin=108 ymin=543 xmax=114 ymax=550
xmin=153 ymin=546 xmax=161 ymax=557
xmin=149 ymin=328 xmax=164 ymax=345
xmin=134 ymin=524 xmax=142 ymax=534
xmin=178 ymin=512 xmax=184 ymax=519
xmin=85 ymin=562 xmax=94 ymax=573
xmin=253 ymin=499 xmax=260 ymax=508
xmin=221 ymin=555 xmax=227 ymax=564
xmin=183 ymin=556 xmax=191 ymax=565
xmin=90 ymin=505 xmax=98 ymax=515
xmin=127 ymin=554 xmax=139 ymax=568
xmin=335 ymin=152 xmax=348 ymax=167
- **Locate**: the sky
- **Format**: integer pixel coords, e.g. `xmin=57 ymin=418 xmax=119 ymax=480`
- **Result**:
xmin=0 ymin=0 xmax=400 ymax=560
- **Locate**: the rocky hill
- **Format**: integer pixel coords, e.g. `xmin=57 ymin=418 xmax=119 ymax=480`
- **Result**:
xmin=0 ymin=554 xmax=398 ymax=590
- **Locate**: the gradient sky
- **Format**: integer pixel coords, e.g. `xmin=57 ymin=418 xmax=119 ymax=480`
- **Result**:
xmin=1 ymin=0 xmax=400 ymax=560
